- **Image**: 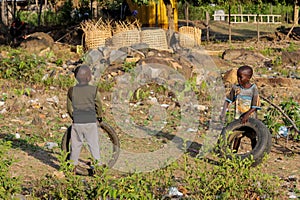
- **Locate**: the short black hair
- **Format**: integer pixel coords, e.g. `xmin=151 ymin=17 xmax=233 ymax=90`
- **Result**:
xmin=237 ymin=65 xmax=253 ymax=78
xmin=74 ymin=65 xmax=91 ymax=83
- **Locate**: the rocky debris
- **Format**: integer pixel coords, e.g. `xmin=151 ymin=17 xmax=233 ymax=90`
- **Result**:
xmin=20 ymin=32 xmax=54 ymax=54
xmin=222 ymin=49 xmax=271 ymax=68
xmin=281 ymin=50 xmax=300 ymax=66
xmin=45 ymin=142 xmax=59 ymax=150
xmin=81 ymin=42 xmax=222 ymax=88
xmin=223 ymin=68 xmax=237 ymax=85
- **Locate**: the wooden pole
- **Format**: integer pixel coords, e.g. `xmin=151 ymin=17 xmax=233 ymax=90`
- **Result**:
xmin=286 ymin=1 xmax=299 ymax=39
xmin=257 ymin=14 xmax=260 ymax=42
xmin=13 ymin=0 xmax=16 ymax=19
xmin=294 ymin=0 xmax=299 ymax=25
xmin=228 ymin=4 xmax=231 ymax=43
xmin=185 ymin=2 xmax=189 ymax=26
xmin=206 ymin=11 xmax=209 ymax=42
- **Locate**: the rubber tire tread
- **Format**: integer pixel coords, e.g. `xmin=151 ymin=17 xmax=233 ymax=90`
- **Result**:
xmin=220 ymin=118 xmax=272 ymax=166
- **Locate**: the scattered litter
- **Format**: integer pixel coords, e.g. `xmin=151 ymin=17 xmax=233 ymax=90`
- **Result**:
xmin=47 ymin=96 xmax=59 ymax=104
xmin=168 ymin=186 xmax=183 ymax=197
xmin=278 ymin=126 xmax=288 ymax=137
xmin=148 ymin=97 xmax=158 ymax=104
xmin=61 ymin=113 xmax=68 ymax=119
xmin=187 ymin=128 xmax=197 ymax=132
xmin=160 ymin=104 xmax=169 ymax=108
xmin=45 ymin=142 xmax=58 ymax=149
xmin=42 ymin=74 xmax=49 ymax=81
xmin=15 ymin=133 xmax=21 ymax=139
xmin=288 ymin=192 xmax=297 ymax=199
xmin=0 ymin=101 xmax=5 ymax=106
xmin=288 ymin=175 xmax=297 ymax=181
xmin=29 ymin=99 xmax=41 ymax=109
xmin=193 ymin=104 xmax=207 ymax=111
xmin=0 ymin=108 xmax=7 ymax=114
xmin=60 ymin=127 xmax=68 ymax=130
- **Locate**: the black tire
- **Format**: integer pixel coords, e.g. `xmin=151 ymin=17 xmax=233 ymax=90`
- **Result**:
xmin=61 ymin=121 xmax=120 ymax=175
xmin=220 ymin=118 xmax=272 ymax=166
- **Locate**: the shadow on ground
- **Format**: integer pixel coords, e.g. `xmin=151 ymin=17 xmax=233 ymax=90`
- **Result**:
xmin=0 ymin=133 xmax=60 ymax=170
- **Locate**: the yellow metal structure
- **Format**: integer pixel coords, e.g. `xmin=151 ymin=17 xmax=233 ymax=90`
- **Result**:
xmin=126 ymin=0 xmax=178 ymax=30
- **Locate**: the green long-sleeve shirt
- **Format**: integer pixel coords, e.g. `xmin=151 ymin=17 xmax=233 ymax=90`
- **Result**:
xmin=67 ymin=84 xmax=102 ymax=123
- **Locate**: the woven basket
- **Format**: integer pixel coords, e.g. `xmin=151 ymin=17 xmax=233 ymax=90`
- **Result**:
xmin=84 ymin=30 xmax=112 ymax=49
xmin=179 ymin=26 xmax=202 ymax=47
xmin=141 ymin=29 xmax=169 ymax=51
xmin=111 ymin=29 xmax=141 ymax=48
xmin=81 ymin=19 xmax=112 ymax=50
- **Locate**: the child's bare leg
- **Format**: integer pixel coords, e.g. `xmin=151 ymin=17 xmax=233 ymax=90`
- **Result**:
xmin=233 ymin=137 xmax=241 ymax=152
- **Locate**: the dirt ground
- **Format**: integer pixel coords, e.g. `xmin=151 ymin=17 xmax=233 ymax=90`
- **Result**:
xmin=0 ymin=22 xmax=300 ymax=198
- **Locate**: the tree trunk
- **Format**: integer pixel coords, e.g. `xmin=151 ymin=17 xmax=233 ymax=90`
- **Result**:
xmin=13 ymin=0 xmax=16 ymax=19
xmin=206 ymin=11 xmax=209 ymax=42
xmin=257 ymin=14 xmax=260 ymax=42
xmin=1 ymin=0 xmax=8 ymax=26
xmin=37 ymin=0 xmax=43 ymax=26
xmin=184 ymin=2 xmax=189 ymax=26
xmin=294 ymin=1 xmax=299 ymax=25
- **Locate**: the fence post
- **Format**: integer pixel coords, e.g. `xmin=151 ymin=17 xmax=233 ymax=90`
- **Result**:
xmin=294 ymin=2 xmax=299 ymax=25
xmin=257 ymin=14 xmax=260 ymax=42
xmin=205 ymin=11 xmax=209 ymax=42
xmin=228 ymin=4 xmax=231 ymax=43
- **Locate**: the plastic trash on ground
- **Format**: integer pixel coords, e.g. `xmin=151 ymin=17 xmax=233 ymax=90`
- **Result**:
xmin=278 ymin=126 xmax=288 ymax=137
xmin=168 ymin=186 xmax=183 ymax=197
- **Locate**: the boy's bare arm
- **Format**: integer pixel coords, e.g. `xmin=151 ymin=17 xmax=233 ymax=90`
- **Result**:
xmin=240 ymin=108 xmax=256 ymax=124
xmin=220 ymin=101 xmax=229 ymax=122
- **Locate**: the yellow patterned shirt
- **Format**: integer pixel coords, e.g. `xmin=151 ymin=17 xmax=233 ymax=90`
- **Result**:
xmin=226 ymin=84 xmax=261 ymax=119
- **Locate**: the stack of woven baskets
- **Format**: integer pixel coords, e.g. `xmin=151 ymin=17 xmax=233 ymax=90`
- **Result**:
xmin=81 ymin=19 xmax=202 ymax=51
xmin=81 ymin=19 xmax=112 ymax=50
xmin=81 ymin=19 xmax=142 ymax=50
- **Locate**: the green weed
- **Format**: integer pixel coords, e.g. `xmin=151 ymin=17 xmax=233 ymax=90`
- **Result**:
xmin=97 ymin=78 xmax=115 ymax=92
xmin=31 ymin=147 xmax=281 ymax=199
xmin=0 ymin=141 xmax=21 ymax=199
xmin=272 ymin=56 xmax=282 ymax=67
xmin=0 ymin=49 xmax=74 ymax=88
xmin=260 ymin=47 xmax=274 ymax=56
xmin=263 ymin=98 xmax=300 ymax=139
xmin=285 ymin=42 xmax=298 ymax=52
xmin=123 ymin=62 xmax=136 ymax=73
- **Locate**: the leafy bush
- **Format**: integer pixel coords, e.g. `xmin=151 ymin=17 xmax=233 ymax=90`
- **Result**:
xmin=263 ymin=98 xmax=300 ymax=140
xmin=32 ymin=149 xmax=281 ymax=199
xmin=0 ymin=141 xmax=21 ymax=199
xmin=0 ymin=49 xmax=46 ymax=84
xmin=0 ymin=48 xmax=75 ymax=88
